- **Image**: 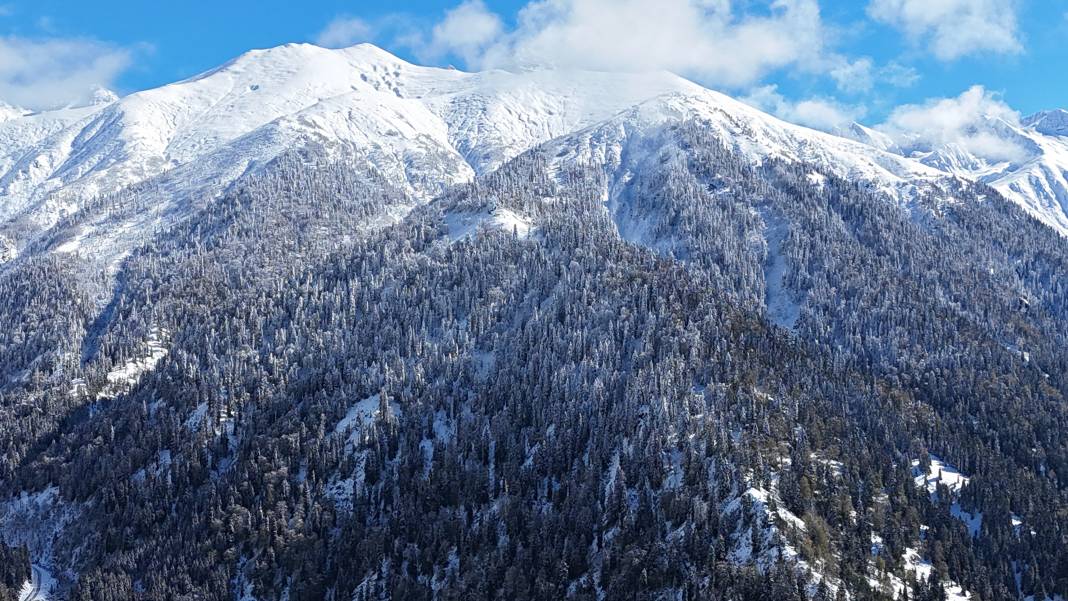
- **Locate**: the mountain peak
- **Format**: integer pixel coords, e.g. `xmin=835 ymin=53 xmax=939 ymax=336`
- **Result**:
xmin=86 ymin=86 xmax=119 ymax=106
xmin=0 ymin=100 xmax=26 ymax=121
xmin=1024 ymin=109 xmax=1068 ymax=136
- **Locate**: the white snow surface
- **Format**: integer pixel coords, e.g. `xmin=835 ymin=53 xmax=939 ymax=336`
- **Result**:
xmin=96 ymin=328 xmax=169 ymax=399
xmin=912 ymin=455 xmax=970 ymax=498
xmin=543 ymin=91 xmax=946 ymax=205
xmin=444 ymin=208 xmax=533 ymax=241
xmin=18 ymin=565 xmax=55 ymax=601
xmin=333 ymin=394 xmax=401 ymax=446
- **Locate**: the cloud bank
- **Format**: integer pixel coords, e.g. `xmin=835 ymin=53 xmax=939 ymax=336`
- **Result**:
xmin=877 ymin=86 xmax=1030 ymax=163
xmin=421 ymin=0 xmax=840 ymax=89
xmin=0 ymin=36 xmax=131 ymax=110
xmin=743 ymin=85 xmax=866 ymax=131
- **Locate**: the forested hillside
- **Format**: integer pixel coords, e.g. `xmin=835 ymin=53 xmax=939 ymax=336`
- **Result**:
xmin=1 ymin=78 xmax=1067 ymax=601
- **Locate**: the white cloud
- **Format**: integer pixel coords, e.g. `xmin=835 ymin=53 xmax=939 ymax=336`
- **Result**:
xmin=830 ymin=58 xmax=874 ymax=94
xmin=743 ymin=84 xmax=865 ymax=131
xmin=421 ymin=0 xmax=504 ymax=64
xmin=418 ymin=0 xmax=837 ymax=89
xmin=868 ymin=0 xmax=1021 ymax=61
xmin=0 ymin=36 xmax=131 ymax=110
xmin=315 ymin=16 xmax=374 ymax=48
xmin=880 ymin=62 xmax=920 ymax=88
xmin=827 ymin=58 xmax=919 ymax=94
xmin=877 ymin=86 xmax=1029 ymax=162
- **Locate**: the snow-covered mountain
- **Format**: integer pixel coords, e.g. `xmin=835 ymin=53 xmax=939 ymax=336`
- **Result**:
xmin=0 ymin=44 xmax=695 ymax=237
xmin=0 ymin=42 xmax=959 ymax=270
xmin=841 ymin=108 xmax=1068 ymax=235
xmin=5 ymin=43 xmax=1068 ymax=601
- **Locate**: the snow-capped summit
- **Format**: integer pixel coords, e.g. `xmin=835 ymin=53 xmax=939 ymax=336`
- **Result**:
xmin=835 ymin=122 xmax=899 ymax=154
xmin=0 ymin=43 xmax=704 ymax=234
xmin=836 ymin=108 xmax=1068 ymax=235
xmin=0 ymin=101 xmax=26 ymax=122
xmin=908 ymin=116 xmax=1068 ymax=235
xmin=549 ymin=92 xmax=943 ymax=202
xmin=0 ymin=41 xmax=1062 ymax=269
xmin=1024 ymin=109 xmax=1068 ymax=137
xmin=82 ymin=86 xmax=120 ymax=107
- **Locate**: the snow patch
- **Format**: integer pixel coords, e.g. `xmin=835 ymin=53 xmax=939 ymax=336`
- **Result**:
xmin=97 ymin=328 xmax=169 ymax=399
xmin=18 ymin=565 xmax=56 ymax=601
xmin=912 ymin=455 xmax=970 ymax=498
xmin=334 ymin=394 xmax=400 ymax=445
xmin=759 ymin=209 xmax=800 ymax=329
xmin=444 ymin=208 xmax=532 ymax=242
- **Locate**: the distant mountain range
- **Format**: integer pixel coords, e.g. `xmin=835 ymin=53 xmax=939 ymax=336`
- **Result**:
xmin=842 ymin=108 xmax=1068 ymax=235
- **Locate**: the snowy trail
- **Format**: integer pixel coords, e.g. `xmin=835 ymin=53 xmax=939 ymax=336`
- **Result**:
xmin=19 ymin=565 xmax=50 ymax=601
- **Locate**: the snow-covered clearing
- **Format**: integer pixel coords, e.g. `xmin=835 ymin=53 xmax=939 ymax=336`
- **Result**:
xmin=912 ymin=455 xmax=970 ymax=497
xmin=759 ymin=210 xmax=800 ymax=329
xmin=18 ymin=565 xmax=55 ymax=601
xmin=96 ymin=327 xmax=169 ymax=399
xmin=444 ymin=208 xmax=532 ymax=242
xmin=334 ymin=394 xmax=401 ymax=446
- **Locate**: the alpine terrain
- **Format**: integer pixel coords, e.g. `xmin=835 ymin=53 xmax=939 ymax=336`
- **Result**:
xmin=1 ymin=43 xmax=1067 ymax=601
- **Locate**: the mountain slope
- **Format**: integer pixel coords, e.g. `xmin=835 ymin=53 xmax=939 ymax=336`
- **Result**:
xmin=0 ymin=44 xmax=702 ymax=256
xmin=0 ymin=43 xmax=959 ymax=274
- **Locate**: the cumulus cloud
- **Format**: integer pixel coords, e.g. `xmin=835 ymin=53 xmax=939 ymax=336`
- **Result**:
xmin=420 ymin=0 xmax=504 ymax=64
xmin=743 ymin=84 xmax=865 ymax=131
xmin=315 ymin=16 xmax=374 ymax=48
xmin=867 ymin=0 xmax=1022 ymax=61
xmin=829 ymin=58 xmax=875 ymax=94
xmin=416 ymin=0 xmax=837 ymax=89
xmin=880 ymin=62 xmax=920 ymax=88
xmin=0 ymin=36 xmax=131 ymax=110
xmin=877 ymin=86 xmax=1030 ymax=163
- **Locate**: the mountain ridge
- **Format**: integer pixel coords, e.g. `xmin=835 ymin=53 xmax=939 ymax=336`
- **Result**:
xmin=0 ymin=42 xmax=961 ymax=273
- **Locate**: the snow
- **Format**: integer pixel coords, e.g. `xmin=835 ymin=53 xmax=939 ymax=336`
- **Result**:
xmin=1 ymin=487 xmax=78 ymax=600
xmin=185 ymin=403 xmax=209 ymax=431
xmin=0 ymin=43 xmax=699 ymax=272
xmin=333 ymin=394 xmax=400 ymax=445
xmin=0 ymin=42 xmax=983 ymax=280
xmin=842 ymin=110 xmax=1068 ymax=236
xmin=545 ymin=90 xmax=948 ymax=210
xmin=97 ymin=328 xmax=168 ymax=399
xmin=869 ymin=542 xmax=973 ymax=600
xmin=760 ymin=210 xmax=800 ymax=329
xmin=806 ymin=172 xmax=827 ymax=189
xmin=900 ymin=548 xmax=972 ymax=601
xmin=0 ymin=235 xmax=15 ymax=263
xmin=951 ymin=505 xmax=983 ymax=538
xmin=1024 ymin=109 xmax=1068 ymax=137
xmin=912 ymin=455 xmax=970 ymax=498
xmin=445 ymin=208 xmax=533 ymax=241
xmin=18 ymin=565 xmax=55 ymax=601
xmin=721 ymin=482 xmax=841 ymax=598
xmin=909 ymin=455 xmax=988 ymax=539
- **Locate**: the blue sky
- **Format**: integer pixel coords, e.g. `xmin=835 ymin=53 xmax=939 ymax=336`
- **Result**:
xmin=1 ymin=0 xmax=1064 ymax=129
